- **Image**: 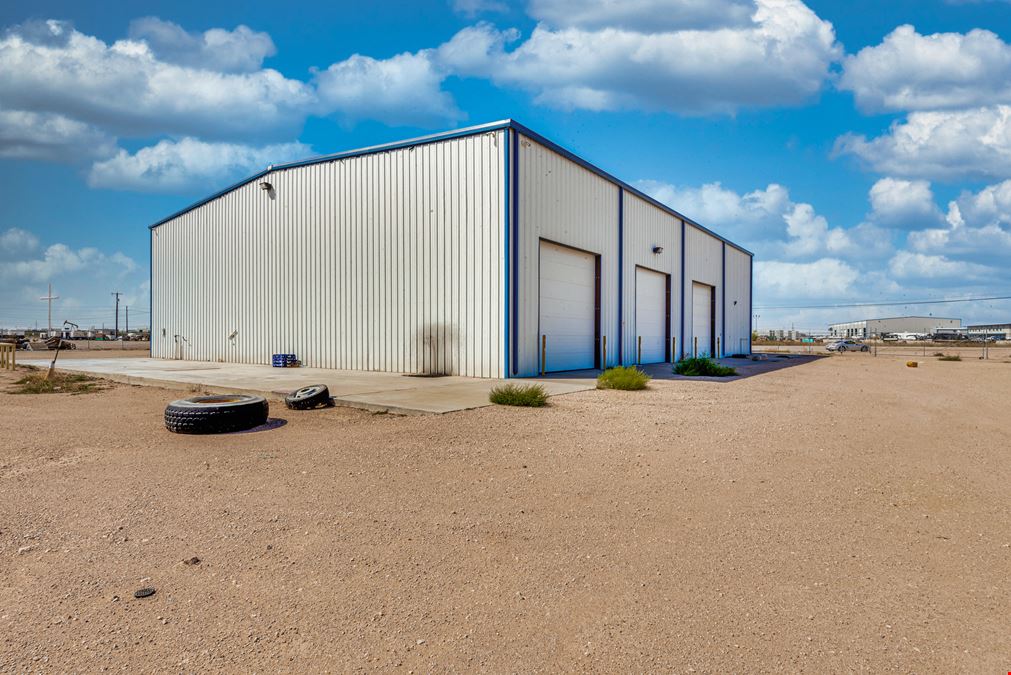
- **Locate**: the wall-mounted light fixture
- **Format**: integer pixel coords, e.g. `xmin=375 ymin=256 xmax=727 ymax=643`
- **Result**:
xmin=652 ymin=245 xmax=663 ymax=254
xmin=259 ymin=181 xmax=273 ymax=191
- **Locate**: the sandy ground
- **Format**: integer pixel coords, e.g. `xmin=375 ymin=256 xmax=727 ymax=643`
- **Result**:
xmin=1 ymin=355 xmax=1009 ymax=672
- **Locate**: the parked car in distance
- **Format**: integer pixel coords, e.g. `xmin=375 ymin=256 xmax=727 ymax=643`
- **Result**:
xmin=827 ymin=339 xmax=869 ymax=352
xmin=881 ymin=333 xmax=899 ymax=342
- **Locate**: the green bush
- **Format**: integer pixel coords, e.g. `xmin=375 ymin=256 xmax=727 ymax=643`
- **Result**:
xmin=597 ymin=365 xmax=651 ymax=390
xmin=673 ymin=357 xmax=738 ymax=377
xmin=489 ymin=383 xmax=549 ymax=407
xmin=938 ymin=354 xmax=962 ymax=361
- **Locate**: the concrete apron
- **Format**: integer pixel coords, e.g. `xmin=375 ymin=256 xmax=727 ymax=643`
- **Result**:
xmin=18 ymin=357 xmax=594 ymax=415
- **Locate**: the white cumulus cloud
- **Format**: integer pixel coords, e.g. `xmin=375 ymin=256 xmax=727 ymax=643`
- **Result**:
xmin=0 ymin=19 xmax=314 ymax=141
xmin=0 ymin=227 xmax=40 ymax=260
xmin=840 ymin=25 xmax=1011 ymax=112
xmin=868 ymin=178 xmax=944 ymax=228
xmin=834 ymin=106 xmax=1011 ymax=180
xmin=87 ymin=137 xmax=311 ymax=192
xmin=127 ymin=17 xmax=276 ymax=73
xmin=314 ymin=50 xmax=462 ymax=127
xmin=756 ymin=258 xmax=860 ymax=300
xmin=442 ymin=0 xmax=841 ymax=114
xmin=0 ymin=108 xmax=116 ymax=161
xmin=527 ymin=0 xmax=756 ymax=31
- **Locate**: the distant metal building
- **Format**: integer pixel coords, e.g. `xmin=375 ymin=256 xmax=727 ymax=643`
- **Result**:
xmin=966 ymin=322 xmax=1011 ymax=340
xmin=150 ymin=120 xmax=753 ymax=378
xmin=828 ymin=316 xmax=962 ymax=339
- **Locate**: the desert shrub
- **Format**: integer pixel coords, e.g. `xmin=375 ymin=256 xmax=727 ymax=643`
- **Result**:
xmin=597 ymin=366 xmax=651 ymax=390
xmin=12 ymin=371 xmax=103 ymax=394
xmin=673 ymin=357 xmax=738 ymax=377
xmin=489 ymin=383 xmax=548 ymax=407
xmin=938 ymin=354 xmax=962 ymax=361
xmin=932 ymin=352 xmax=945 ymax=357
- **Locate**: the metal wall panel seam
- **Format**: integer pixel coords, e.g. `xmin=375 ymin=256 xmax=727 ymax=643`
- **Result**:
xmin=503 ymin=129 xmax=511 ymax=378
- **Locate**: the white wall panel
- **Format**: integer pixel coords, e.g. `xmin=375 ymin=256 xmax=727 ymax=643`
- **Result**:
xmin=151 ymin=131 xmax=507 ymax=378
xmin=621 ymin=192 xmax=680 ymax=364
xmin=516 ymin=136 xmax=619 ymax=376
xmin=683 ymin=225 xmax=725 ymax=357
xmin=724 ymin=246 xmax=752 ymax=355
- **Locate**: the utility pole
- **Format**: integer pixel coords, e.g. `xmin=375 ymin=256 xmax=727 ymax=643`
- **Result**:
xmin=111 ymin=292 xmax=122 ymax=338
xmin=40 ymin=284 xmax=59 ymax=337
xmin=125 ymin=306 xmax=129 ymax=335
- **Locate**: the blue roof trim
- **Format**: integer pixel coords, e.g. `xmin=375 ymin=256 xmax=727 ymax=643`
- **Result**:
xmin=149 ymin=119 xmax=755 ymax=258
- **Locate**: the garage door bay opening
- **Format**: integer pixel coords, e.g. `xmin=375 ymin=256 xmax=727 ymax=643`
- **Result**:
xmin=150 ymin=120 xmax=753 ymax=378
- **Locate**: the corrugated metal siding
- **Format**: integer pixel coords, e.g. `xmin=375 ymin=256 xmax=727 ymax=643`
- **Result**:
xmin=621 ymin=192 xmax=681 ymax=364
xmin=684 ymin=225 xmax=724 ymax=357
xmin=151 ymin=131 xmax=507 ymax=377
xmin=516 ymin=135 xmax=620 ymax=376
xmin=724 ymin=246 xmax=751 ymax=356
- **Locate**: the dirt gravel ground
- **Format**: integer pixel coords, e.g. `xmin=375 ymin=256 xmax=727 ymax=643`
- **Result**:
xmin=1 ymin=354 xmax=1008 ymax=672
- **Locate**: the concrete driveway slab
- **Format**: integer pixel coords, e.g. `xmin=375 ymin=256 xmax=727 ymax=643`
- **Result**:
xmin=18 ymin=357 xmax=594 ymax=415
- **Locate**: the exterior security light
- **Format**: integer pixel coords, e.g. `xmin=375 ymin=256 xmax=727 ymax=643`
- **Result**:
xmin=259 ymin=181 xmax=273 ymax=191
xmin=652 ymin=245 xmax=663 ymax=254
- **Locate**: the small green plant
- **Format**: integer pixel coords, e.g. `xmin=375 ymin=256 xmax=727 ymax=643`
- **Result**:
xmin=932 ymin=352 xmax=945 ymax=357
xmin=597 ymin=365 xmax=651 ymax=390
xmin=489 ymin=383 xmax=548 ymax=407
xmin=673 ymin=357 xmax=738 ymax=377
xmin=938 ymin=354 xmax=962 ymax=361
xmin=12 ymin=371 xmax=104 ymax=394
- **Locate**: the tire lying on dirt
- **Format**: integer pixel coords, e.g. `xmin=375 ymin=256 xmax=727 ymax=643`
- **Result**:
xmin=284 ymin=384 xmax=331 ymax=410
xmin=164 ymin=395 xmax=268 ymax=434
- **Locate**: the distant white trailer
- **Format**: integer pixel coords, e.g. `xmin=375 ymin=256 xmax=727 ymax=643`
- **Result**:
xmin=150 ymin=120 xmax=753 ymax=377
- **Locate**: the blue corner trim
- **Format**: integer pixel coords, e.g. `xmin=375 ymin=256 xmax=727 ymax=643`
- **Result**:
xmin=148 ymin=119 xmax=754 ymax=259
xmin=679 ymin=219 xmax=686 ymax=361
xmin=511 ymin=129 xmax=520 ymax=375
xmin=503 ymin=129 xmax=511 ymax=379
xmin=617 ymin=187 xmax=624 ymax=366
xmin=721 ymin=242 xmax=726 ymax=358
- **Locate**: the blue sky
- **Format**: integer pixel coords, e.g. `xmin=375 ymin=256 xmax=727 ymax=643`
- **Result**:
xmin=2 ymin=0 xmax=1010 ymax=331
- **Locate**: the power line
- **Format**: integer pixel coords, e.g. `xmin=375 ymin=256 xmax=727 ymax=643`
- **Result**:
xmin=755 ymin=294 xmax=1011 ymax=311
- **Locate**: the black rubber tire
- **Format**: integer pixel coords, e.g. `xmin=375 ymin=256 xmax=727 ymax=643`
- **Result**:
xmin=861 ymin=346 xmax=869 ymax=352
xmin=285 ymin=384 xmax=331 ymax=410
xmin=164 ymin=394 xmax=268 ymax=434
xmin=837 ymin=346 xmax=846 ymax=352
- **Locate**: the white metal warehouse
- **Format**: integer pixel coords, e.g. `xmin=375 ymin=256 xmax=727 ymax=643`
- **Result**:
xmin=150 ymin=120 xmax=753 ymax=378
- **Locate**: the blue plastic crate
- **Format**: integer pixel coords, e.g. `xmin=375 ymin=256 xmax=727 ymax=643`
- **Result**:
xmin=271 ymin=353 xmax=298 ymax=367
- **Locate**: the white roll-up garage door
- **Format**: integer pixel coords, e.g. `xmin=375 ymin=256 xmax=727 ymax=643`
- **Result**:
xmin=635 ymin=267 xmax=667 ymax=364
xmin=692 ymin=281 xmax=713 ymax=357
xmin=539 ymin=241 xmax=596 ymax=372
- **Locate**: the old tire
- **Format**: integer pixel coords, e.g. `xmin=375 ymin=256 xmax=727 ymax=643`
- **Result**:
xmin=861 ymin=345 xmax=869 ymax=352
xmin=164 ymin=394 xmax=268 ymax=434
xmin=285 ymin=384 xmax=331 ymax=410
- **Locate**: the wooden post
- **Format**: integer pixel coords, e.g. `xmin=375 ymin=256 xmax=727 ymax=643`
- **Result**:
xmin=672 ymin=336 xmax=676 ymax=362
xmin=602 ymin=335 xmax=607 ymax=370
xmin=541 ymin=335 xmax=546 ymax=375
xmin=694 ymin=336 xmax=698 ymax=358
xmin=717 ymin=337 xmax=720 ymax=358
xmin=637 ymin=336 xmax=642 ymax=365
xmin=0 ymin=343 xmax=14 ymax=370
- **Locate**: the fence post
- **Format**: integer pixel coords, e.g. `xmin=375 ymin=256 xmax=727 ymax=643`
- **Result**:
xmin=541 ymin=335 xmax=546 ymax=375
xmin=694 ymin=336 xmax=698 ymax=358
xmin=717 ymin=337 xmax=720 ymax=358
xmin=672 ymin=337 xmax=676 ymax=362
xmin=637 ymin=336 xmax=642 ymax=365
xmin=602 ymin=335 xmax=607 ymax=370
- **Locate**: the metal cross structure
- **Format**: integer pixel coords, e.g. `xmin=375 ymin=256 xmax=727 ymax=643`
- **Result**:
xmin=39 ymin=284 xmax=59 ymax=336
